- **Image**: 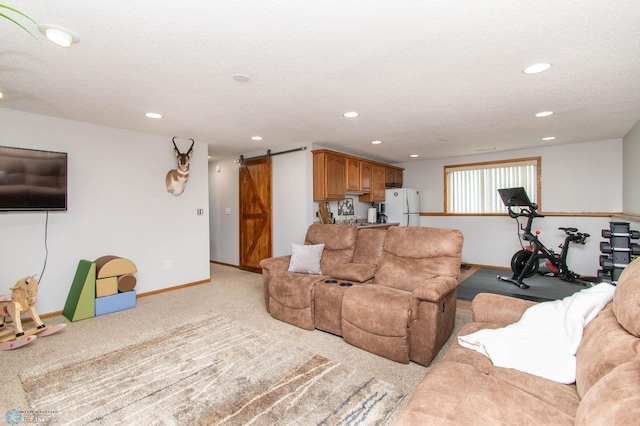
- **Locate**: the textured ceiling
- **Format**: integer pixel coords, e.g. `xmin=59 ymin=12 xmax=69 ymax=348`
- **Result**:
xmin=1 ymin=1 xmax=639 ymax=163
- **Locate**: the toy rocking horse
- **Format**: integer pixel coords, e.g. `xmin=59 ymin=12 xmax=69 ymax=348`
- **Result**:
xmin=0 ymin=275 xmax=66 ymax=350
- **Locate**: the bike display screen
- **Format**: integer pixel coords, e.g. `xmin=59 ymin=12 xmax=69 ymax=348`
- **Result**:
xmin=498 ymin=187 xmax=532 ymax=207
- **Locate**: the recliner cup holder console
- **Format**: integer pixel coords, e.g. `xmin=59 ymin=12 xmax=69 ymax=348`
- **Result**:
xmin=323 ymin=279 xmax=352 ymax=287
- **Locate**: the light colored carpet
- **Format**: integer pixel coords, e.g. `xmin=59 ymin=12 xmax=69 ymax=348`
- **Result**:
xmin=21 ymin=315 xmax=404 ymax=425
xmin=1 ymin=263 xmax=471 ymax=424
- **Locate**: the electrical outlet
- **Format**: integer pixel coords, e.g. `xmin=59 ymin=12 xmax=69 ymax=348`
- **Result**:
xmin=164 ymin=260 xmax=172 ymax=269
xmin=225 ymin=208 xmax=231 ymax=215
xmin=197 ymin=208 xmax=203 ymax=216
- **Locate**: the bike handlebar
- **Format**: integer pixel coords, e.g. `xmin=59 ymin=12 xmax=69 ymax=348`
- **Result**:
xmin=507 ymin=205 xmax=544 ymax=219
xmin=506 ymin=205 xmax=588 ymax=244
xmin=559 ymin=227 xmax=578 ymax=233
xmin=558 ymin=227 xmax=590 ymax=238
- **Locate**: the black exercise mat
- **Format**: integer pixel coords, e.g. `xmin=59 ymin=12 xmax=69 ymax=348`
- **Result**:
xmin=457 ymin=268 xmax=590 ymax=302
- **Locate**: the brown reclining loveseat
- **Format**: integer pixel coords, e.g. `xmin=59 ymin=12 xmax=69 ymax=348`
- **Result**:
xmin=260 ymin=224 xmax=463 ymax=366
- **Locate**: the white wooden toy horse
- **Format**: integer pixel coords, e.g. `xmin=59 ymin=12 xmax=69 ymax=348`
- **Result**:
xmin=1 ymin=275 xmax=45 ymax=336
xmin=1 ymin=275 xmax=66 ymax=350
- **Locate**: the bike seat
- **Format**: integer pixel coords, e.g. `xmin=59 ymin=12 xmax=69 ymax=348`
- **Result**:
xmin=559 ymin=227 xmax=578 ymax=233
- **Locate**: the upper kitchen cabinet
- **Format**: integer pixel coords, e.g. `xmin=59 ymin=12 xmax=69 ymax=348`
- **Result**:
xmin=313 ymin=150 xmax=346 ymax=200
xmin=345 ymin=157 xmax=362 ymax=192
xmin=313 ymin=149 xmax=403 ymax=201
xmin=359 ymin=163 xmax=386 ymax=202
xmin=385 ymin=167 xmax=403 ymax=188
xmin=360 ymin=161 xmax=372 ymax=193
xmin=346 ymin=158 xmax=374 ymax=194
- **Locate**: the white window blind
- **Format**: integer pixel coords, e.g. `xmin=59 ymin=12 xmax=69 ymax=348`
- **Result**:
xmin=445 ymin=158 xmax=539 ymax=213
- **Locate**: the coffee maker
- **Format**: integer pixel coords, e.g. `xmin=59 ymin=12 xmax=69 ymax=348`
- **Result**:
xmin=377 ymin=203 xmax=387 ymax=223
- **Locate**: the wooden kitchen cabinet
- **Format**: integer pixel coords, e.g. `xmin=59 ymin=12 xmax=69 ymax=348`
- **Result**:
xmin=345 ymin=157 xmax=361 ymax=192
xmin=313 ymin=151 xmax=346 ymax=200
xmin=313 ymin=149 xmax=402 ymax=202
xmin=360 ymin=161 xmax=372 ymax=193
xmin=359 ymin=164 xmax=386 ymax=202
xmin=385 ymin=167 xmax=403 ymax=188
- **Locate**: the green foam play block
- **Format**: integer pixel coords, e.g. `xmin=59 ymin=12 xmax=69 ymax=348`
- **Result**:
xmin=63 ymin=260 xmax=96 ymax=321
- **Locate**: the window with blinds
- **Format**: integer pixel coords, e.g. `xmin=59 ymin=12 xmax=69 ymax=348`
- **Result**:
xmin=445 ymin=157 xmax=540 ymax=214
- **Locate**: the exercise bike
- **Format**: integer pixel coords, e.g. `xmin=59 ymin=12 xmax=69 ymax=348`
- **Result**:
xmin=496 ymin=187 xmax=592 ymax=289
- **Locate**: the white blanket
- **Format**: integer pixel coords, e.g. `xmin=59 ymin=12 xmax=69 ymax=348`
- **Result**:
xmin=458 ymin=283 xmax=616 ymax=383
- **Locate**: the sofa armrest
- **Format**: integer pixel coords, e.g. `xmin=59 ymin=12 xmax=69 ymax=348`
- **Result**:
xmin=471 ymin=293 xmax=537 ymax=326
xmin=323 ymin=263 xmax=376 ymax=283
xmin=259 ymin=255 xmax=291 ymax=273
xmin=408 ymin=277 xmax=459 ymax=365
xmin=260 ymin=255 xmax=292 ymax=313
xmin=411 ymin=276 xmax=457 ymax=303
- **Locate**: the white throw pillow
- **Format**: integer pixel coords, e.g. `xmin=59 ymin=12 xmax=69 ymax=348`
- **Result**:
xmin=287 ymin=243 xmax=325 ymax=275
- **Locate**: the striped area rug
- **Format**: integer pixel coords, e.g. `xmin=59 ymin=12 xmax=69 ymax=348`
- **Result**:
xmin=20 ymin=315 xmax=404 ymax=425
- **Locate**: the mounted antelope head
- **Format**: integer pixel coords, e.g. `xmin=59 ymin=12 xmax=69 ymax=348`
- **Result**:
xmin=166 ymin=137 xmax=194 ymax=196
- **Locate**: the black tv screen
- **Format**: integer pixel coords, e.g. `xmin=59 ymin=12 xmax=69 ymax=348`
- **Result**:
xmin=0 ymin=146 xmax=68 ymax=211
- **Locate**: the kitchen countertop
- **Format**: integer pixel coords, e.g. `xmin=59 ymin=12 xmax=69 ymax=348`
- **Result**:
xmin=313 ymin=221 xmax=400 ymax=228
xmin=355 ymin=222 xmax=400 ymax=228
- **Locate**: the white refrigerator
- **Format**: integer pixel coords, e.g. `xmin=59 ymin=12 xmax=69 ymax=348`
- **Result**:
xmin=384 ymin=188 xmax=420 ymax=226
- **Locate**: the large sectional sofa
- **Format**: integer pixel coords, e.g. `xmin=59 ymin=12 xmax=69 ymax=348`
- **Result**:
xmin=394 ymin=257 xmax=640 ymax=425
xmin=259 ymin=224 xmax=464 ymax=366
xmin=262 ymin=223 xmax=640 ymax=424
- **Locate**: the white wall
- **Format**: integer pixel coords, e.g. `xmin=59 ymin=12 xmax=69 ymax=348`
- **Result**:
xmin=272 ymin=147 xmax=315 ymax=256
xmin=208 ymin=135 xmax=637 ymax=276
xmin=397 ymin=139 xmax=623 ymax=276
xmin=208 ymin=158 xmax=240 ymax=265
xmin=623 ymin=119 xmax=640 ymax=215
xmin=621 ymin=120 xmax=640 ymax=235
xmin=0 ymin=109 xmax=211 ymax=315
xmin=209 ymin=143 xmax=314 ymax=265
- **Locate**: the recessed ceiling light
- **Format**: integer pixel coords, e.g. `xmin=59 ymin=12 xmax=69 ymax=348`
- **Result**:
xmin=410 ymin=154 xmax=419 ymax=158
xmin=145 ymin=112 xmax=162 ymax=119
xmin=38 ymin=24 xmax=80 ymax=47
xmin=0 ymin=92 xmax=3 ymax=100
xmin=523 ymin=63 xmax=551 ymax=74
xmin=535 ymin=111 xmax=554 ymax=117
xmin=251 ymin=136 xmax=263 ymax=141
xmin=542 ymin=136 xmax=556 ymax=141
xmin=233 ymin=74 xmax=250 ymax=83
xmin=343 ymin=112 xmax=359 ymax=118
xmin=371 ymin=140 xmax=382 ymax=145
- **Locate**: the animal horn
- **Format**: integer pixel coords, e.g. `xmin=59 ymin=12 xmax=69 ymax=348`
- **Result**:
xmin=172 ymin=137 xmax=179 ymax=152
xmin=187 ymin=139 xmax=195 ymax=154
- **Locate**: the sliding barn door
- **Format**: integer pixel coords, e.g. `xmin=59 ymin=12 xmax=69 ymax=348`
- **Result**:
xmin=239 ymin=157 xmax=272 ymax=272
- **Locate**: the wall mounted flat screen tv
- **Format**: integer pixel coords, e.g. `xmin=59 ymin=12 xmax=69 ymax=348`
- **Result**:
xmin=0 ymin=146 xmax=68 ymax=211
